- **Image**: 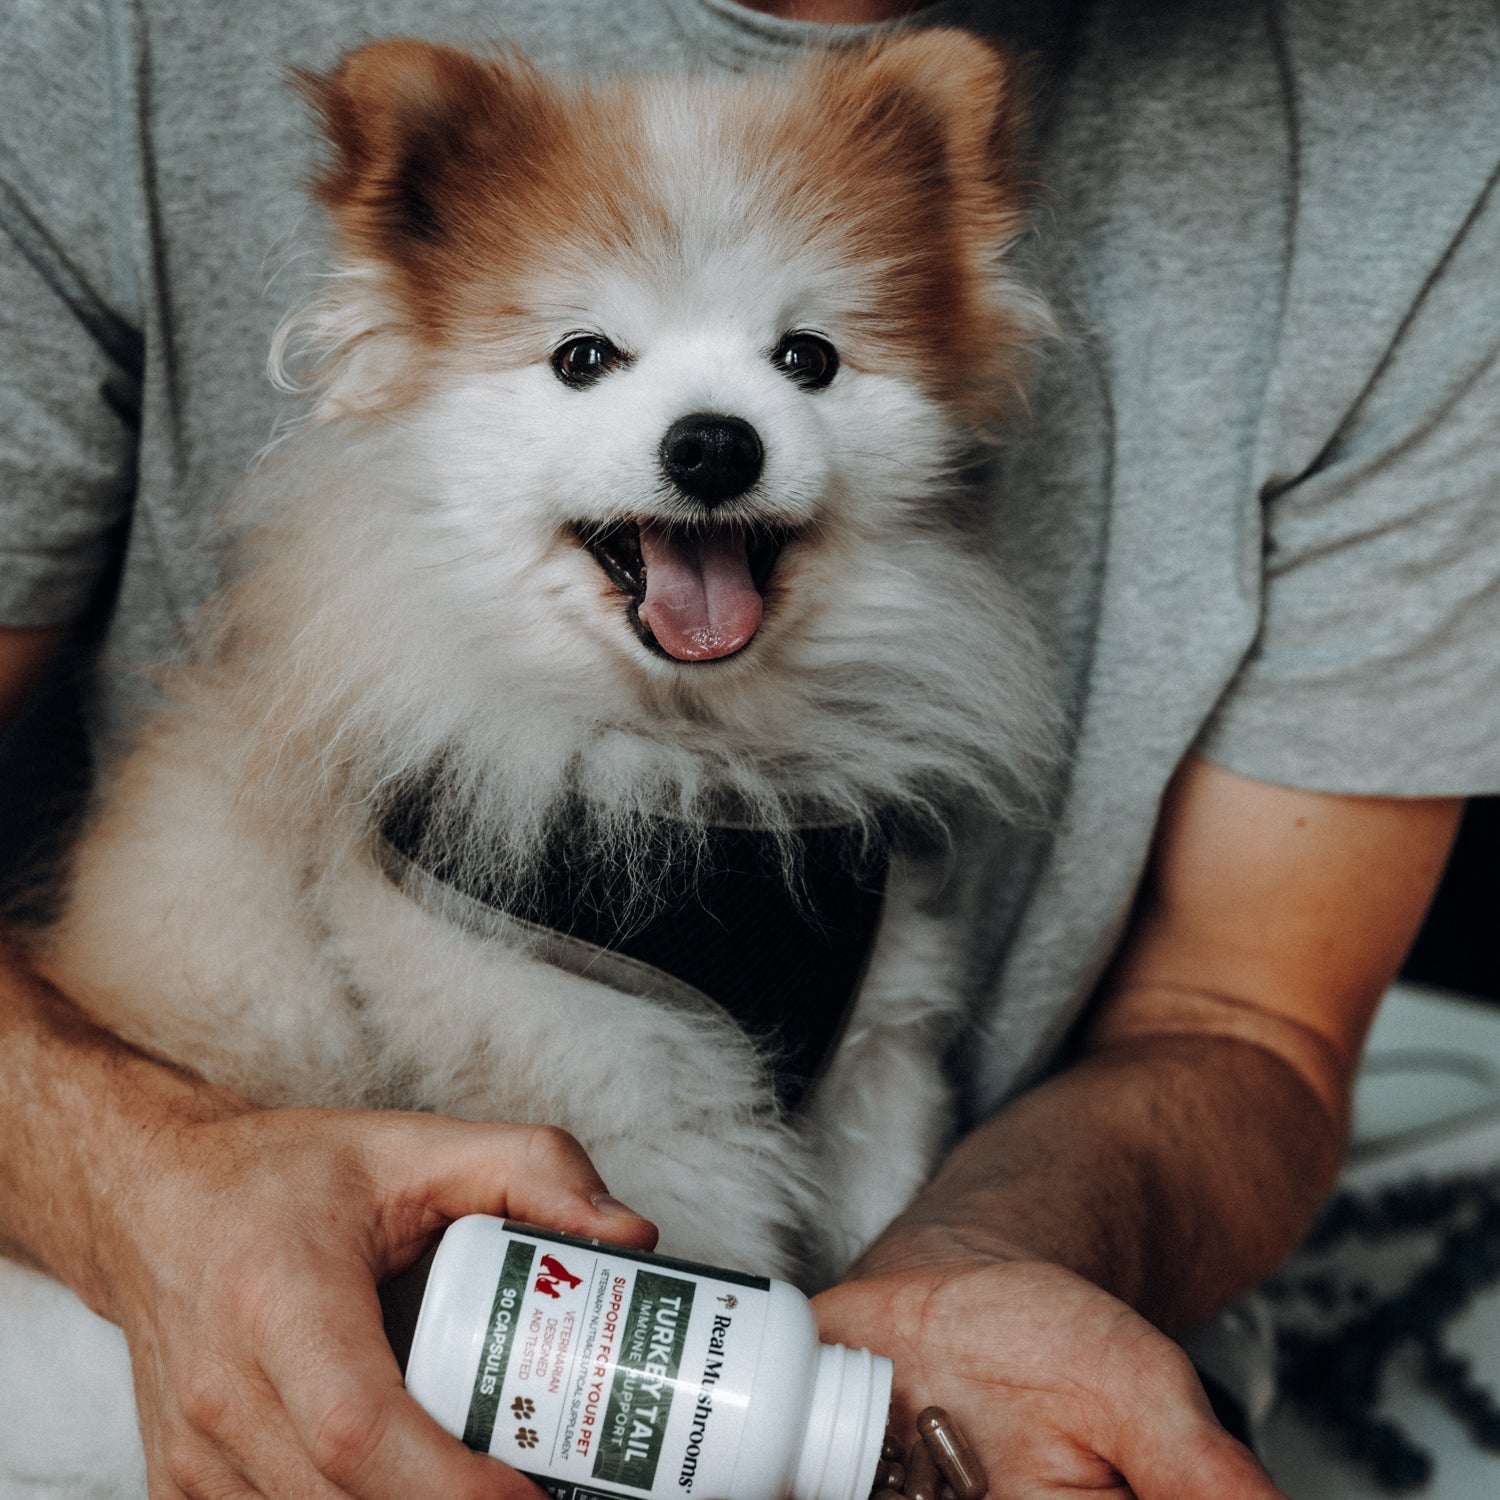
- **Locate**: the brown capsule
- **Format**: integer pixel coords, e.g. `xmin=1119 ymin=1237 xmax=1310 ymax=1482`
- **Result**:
xmin=871 ymin=1490 xmax=907 ymax=1500
xmin=916 ymin=1407 xmax=987 ymax=1500
xmin=904 ymin=1434 xmax=942 ymax=1500
xmin=882 ymin=1434 xmax=906 ymax=1463
xmin=872 ymin=1460 xmax=905 ymax=1493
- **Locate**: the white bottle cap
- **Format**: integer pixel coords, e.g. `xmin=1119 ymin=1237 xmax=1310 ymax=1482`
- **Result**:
xmin=791 ymin=1343 xmax=895 ymax=1500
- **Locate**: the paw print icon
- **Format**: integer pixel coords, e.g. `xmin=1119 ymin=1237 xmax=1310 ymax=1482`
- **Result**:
xmin=515 ymin=1427 xmax=540 ymax=1450
xmin=512 ymin=1397 xmax=536 ymax=1419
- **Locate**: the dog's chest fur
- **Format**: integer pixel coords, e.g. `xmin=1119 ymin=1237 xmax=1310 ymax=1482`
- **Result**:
xmin=36 ymin=684 xmax=973 ymax=1284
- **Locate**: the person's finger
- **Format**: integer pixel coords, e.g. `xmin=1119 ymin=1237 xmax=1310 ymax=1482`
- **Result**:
xmin=368 ymin=1117 xmax=659 ymax=1259
xmin=1106 ymin=1341 xmax=1287 ymax=1500
xmin=176 ymin=1355 xmax=359 ymax=1500
xmin=143 ymin=1413 xmax=264 ymax=1500
xmin=261 ymin=1268 xmax=545 ymax=1500
xmin=1125 ymin=1420 xmax=1283 ymax=1500
xmin=134 ymin=1353 xmax=216 ymax=1500
xmin=138 ymin=1424 xmax=194 ymax=1500
xmin=154 ymin=1440 xmax=263 ymax=1500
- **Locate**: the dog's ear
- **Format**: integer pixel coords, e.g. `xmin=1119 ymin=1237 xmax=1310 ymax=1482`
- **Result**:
xmin=809 ymin=31 xmax=1043 ymax=420
xmin=295 ymin=39 xmax=555 ymax=268
xmin=843 ymin=29 xmax=1029 ymax=199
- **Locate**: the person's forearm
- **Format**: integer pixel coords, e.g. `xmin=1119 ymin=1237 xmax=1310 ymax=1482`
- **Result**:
xmin=858 ymin=1030 xmax=1344 ymax=1332
xmin=0 ymin=936 xmax=239 ymax=1315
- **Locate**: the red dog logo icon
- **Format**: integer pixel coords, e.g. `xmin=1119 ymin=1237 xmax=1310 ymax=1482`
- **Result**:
xmin=533 ymin=1253 xmax=584 ymax=1300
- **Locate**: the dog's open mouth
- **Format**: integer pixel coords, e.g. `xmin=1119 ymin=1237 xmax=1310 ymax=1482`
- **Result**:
xmin=579 ymin=520 xmax=788 ymax=663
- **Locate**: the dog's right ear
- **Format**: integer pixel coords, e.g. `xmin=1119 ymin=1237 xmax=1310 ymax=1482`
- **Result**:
xmin=844 ymin=30 xmax=1032 ymax=217
xmin=294 ymin=39 xmax=554 ymax=270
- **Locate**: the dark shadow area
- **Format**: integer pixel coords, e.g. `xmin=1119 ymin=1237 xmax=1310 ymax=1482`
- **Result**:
xmin=0 ymin=647 xmax=95 ymax=918
xmin=1404 ymin=797 xmax=1500 ymax=1005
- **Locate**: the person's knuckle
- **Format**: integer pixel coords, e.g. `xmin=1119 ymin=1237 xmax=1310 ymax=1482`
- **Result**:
xmin=309 ymin=1391 xmax=392 ymax=1484
xmin=527 ymin=1123 xmax=586 ymax=1169
xmin=1152 ymin=1333 xmax=1204 ymax=1390
xmin=178 ymin=1362 xmax=236 ymax=1442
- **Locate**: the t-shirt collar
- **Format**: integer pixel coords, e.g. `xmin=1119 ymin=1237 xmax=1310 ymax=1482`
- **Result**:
xmin=659 ymin=0 xmax=992 ymax=67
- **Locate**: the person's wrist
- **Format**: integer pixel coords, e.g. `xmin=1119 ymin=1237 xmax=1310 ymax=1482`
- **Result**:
xmin=0 ymin=946 xmax=225 ymax=1313
xmin=849 ymin=1203 xmax=1041 ymax=1283
xmin=61 ymin=1037 xmax=249 ymax=1322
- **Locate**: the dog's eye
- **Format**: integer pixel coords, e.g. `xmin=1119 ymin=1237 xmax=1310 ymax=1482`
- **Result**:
xmin=552 ymin=336 xmax=623 ymax=388
xmin=772 ymin=333 xmax=838 ymax=391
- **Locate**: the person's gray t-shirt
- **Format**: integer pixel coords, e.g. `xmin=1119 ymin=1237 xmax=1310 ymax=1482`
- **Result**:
xmin=2 ymin=0 xmax=1497 ymax=1118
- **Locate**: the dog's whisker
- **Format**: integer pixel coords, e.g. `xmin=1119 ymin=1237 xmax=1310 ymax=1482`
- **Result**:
xmin=414 ymin=546 xmax=501 ymax=572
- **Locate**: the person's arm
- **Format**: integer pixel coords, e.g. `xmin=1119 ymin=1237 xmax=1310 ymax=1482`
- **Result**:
xmin=0 ymin=627 xmax=659 ymax=1500
xmin=815 ymin=754 xmax=1462 ymax=1499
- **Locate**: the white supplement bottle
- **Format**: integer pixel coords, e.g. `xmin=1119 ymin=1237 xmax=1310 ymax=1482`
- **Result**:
xmin=405 ymin=1216 xmax=894 ymax=1500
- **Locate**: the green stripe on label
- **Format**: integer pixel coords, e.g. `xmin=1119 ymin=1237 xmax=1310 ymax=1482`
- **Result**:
xmin=592 ymin=1272 xmax=696 ymax=1490
xmin=464 ymin=1239 xmax=537 ymax=1450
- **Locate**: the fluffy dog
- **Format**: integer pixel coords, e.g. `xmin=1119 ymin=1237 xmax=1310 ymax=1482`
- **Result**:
xmin=14 ymin=35 xmax=1053 ymax=1450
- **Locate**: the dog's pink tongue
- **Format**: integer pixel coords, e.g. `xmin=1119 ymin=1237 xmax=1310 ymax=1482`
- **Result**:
xmin=638 ymin=523 xmax=763 ymax=661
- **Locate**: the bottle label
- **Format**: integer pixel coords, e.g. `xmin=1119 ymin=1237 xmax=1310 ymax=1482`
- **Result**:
xmin=464 ymin=1224 xmax=771 ymax=1500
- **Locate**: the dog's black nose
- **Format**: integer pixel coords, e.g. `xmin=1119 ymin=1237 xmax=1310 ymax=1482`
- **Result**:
xmin=660 ymin=414 xmax=763 ymax=506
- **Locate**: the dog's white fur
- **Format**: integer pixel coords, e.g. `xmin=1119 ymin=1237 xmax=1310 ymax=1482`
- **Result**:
xmin=2 ymin=35 xmax=1053 ymax=1491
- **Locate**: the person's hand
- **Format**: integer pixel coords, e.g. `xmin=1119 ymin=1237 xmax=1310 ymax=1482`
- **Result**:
xmin=89 ymin=1104 xmax=657 ymax=1500
xmin=813 ymin=1235 xmax=1287 ymax=1500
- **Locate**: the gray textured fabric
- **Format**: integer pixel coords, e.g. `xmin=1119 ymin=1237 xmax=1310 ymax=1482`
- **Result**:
xmin=2 ymin=0 xmax=1498 ymax=1116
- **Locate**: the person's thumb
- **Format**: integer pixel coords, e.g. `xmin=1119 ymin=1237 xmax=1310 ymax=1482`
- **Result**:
xmin=364 ymin=1114 xmax=659 ymax=1267
xmin=1108 ymin=1339 xmax=1287 ymax=1500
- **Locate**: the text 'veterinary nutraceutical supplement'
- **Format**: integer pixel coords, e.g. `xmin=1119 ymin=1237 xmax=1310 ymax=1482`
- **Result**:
xmin=405 ymin=1217 xmax=894 ymax=1500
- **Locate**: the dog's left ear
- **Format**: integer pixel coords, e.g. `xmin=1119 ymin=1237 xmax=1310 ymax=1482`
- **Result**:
xmin=848 ymin=29 xmax=1028 ymax=197
xmin=294 ymin=39 xmax=559 ymax=271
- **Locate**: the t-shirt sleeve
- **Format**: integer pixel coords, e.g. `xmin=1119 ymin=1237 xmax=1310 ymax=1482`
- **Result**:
xmin=0 ymin=0 xmax=140 ymax=628
xmin=1195 ymin=170 xmax=1500 ymax=798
